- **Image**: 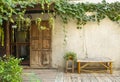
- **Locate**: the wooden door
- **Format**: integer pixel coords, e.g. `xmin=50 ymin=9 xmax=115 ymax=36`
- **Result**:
xmin=30 ymin=21 xmax=52 ymax=68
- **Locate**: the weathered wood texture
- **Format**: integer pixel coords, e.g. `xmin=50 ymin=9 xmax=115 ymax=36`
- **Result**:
xmin=66 ymin=60 xmax=74 ymax=73
xmin=30 ymin=21 xmax=52 ymax=68
xmin=77 ymin=57 xmax=112 ymax=62
xmin=6 ymin=21 xmax=10 ymax=56
xmin=77 ymin=57 xmax=113 ymax=74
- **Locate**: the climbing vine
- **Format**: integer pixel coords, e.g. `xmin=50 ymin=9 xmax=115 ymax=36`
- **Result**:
xmin=0 ymin=0 xmax=119 ymax=26
xmin=0 ymin=27 xmax=4 ymax=46
xmin=55 ymin=0 xmax=120 ymax=28
xmin=0 ymin=0 xmax=120 ymax=46
xmin=0 ymin=0 xmax=120 ymax=27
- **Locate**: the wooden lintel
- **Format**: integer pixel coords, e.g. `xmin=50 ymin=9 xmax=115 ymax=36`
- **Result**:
xmin=25 ymin=10 xmax=54 ymax=14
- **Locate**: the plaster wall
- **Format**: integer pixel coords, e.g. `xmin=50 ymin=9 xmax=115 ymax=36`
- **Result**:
xmin=52 ymin=18 xmax=120 ymax=69
xmin=52 ymin=17 xmax=120 ymax=70
xmin=51 ymin=0 xmax=120 ymax=70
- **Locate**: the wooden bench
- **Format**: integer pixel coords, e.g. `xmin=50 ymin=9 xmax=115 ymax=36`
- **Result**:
xmin=77 ymin=57 xmax=113 ymax=74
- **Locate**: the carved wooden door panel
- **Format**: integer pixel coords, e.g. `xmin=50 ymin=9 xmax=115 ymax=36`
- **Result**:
xmin=30 ymin=21 xmax=51 ymax=68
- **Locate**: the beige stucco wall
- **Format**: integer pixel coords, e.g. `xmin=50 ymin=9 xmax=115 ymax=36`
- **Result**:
xmin=52 ymin=17 xmax=120 ymax=70
xmin=51 ymin=0 xmax=120 ymax=70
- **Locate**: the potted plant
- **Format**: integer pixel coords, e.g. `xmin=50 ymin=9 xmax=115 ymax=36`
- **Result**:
xmin=64 ymin=51 xmax=77 ymax=60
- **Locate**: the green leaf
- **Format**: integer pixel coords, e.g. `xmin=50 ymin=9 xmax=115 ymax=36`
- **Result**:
xmin=0 ymin=19 xmax=3 ymax=25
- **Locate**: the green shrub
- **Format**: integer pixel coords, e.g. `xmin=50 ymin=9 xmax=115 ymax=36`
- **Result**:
xmin=0 ymin=56 xmax=23 ymax=82
xmin=64 ymin=52 xmax=77 ymax=60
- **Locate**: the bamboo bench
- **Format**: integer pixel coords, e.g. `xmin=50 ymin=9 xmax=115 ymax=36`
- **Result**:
xmin=77 ymin=57 xmax=113 ymax=74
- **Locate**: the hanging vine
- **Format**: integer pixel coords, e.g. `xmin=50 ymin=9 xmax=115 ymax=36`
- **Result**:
xmin=49 ymin=17 xmax=54 ymax=29
xmin=55 ymin=0 xmax=120 ymax=28
xmin=0 ymin=0 xmax=120 ymax=27
xmin=0 ymin=27 xmax=4 ymax=46
xmin=0 ymin=0 xmax=120 ymax=47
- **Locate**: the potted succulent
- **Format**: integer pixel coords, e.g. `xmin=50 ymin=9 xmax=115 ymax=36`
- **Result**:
xmin=64 ymin=51 xmax=77 ymax=60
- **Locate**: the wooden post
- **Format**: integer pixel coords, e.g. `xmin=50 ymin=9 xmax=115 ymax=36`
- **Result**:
xmin=72 ymin=60 xmax=74 ymax=73
xmin=6 ymin=21 xmax=10 ymax=57
xmin=66 ymin=60 xmax=68 ymax=73
xmin=78 ymin=62 xmax=81 ymax=73
xmin=110 ymin=62 xmax=113 ymax=74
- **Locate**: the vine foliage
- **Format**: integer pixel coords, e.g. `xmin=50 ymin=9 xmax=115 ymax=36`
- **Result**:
xmin=0 ymin=0 xmax=120 ymax=27
xmin=55 ymin=0 xmax=120 ymax=28
xmin=0 ymin=0 xmax=120 ymax=46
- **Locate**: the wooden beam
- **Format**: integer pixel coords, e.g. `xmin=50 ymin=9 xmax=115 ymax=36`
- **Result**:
xmin=25 ymin=10 xmax=54 ymax=14
xmin=6 ymin=21 xmax=10 ymax=57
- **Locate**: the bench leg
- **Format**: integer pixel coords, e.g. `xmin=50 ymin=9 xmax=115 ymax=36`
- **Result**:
xmin=78 ymin=62 xmax=81 ymax=73
xmin=72 ymin=61 xmax=74 ymax=73
xmin=66 ymin=61 xmax=68 ymax=73
xmin=110 ymin=62 xmax=112 ymax=74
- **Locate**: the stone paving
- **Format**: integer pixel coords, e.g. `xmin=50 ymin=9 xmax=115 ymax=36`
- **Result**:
xmin=22 ymin=69 xmax=63 ymax=82
xmin=22 ymin=69 xmax=120 ymax=82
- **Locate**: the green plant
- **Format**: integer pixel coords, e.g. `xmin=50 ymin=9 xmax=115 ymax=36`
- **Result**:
xmin=55 ymin=0 xmax=120 ymax=27
xmin=64 ymin=51 xmax=77 ymax=60
xmin=25 ymin=18 xmax=31 ymax=28
xmin=0 ymin=27 xmax=4 ymax=46
xmin=0 ymin=55 xmax=23 ymax=82
xmin=0 ymin=0 xmax=119 ymax=27
xmin=16 ymin=17 xmax=31 ymax=31
xmin=49 ymin=17 xmax=54 ymax=29
xmin=36 ymin=17 xmax=46 ymax=30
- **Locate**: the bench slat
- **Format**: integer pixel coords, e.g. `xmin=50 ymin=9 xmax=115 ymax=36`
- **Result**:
xmin=77 ymin=57 xmax=112 ymax=62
